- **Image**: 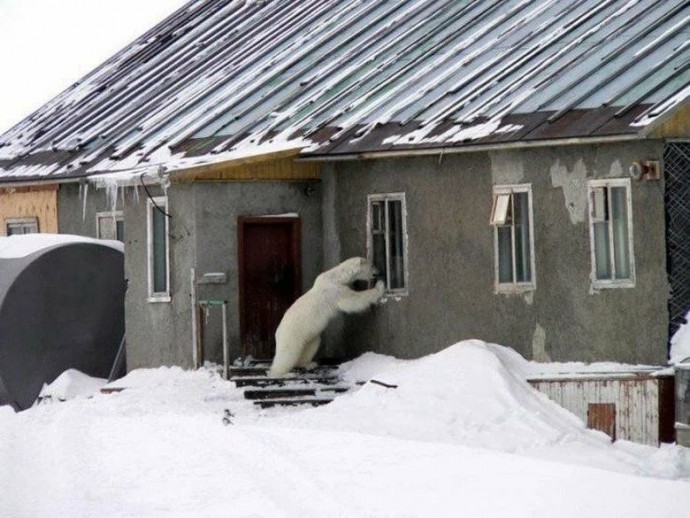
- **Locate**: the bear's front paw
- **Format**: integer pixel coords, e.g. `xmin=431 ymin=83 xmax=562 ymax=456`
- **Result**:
xmin=374 ymin=280 xmax=385 ymax=299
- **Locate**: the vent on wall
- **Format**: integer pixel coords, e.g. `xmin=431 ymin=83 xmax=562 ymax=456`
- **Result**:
xmin=629 ymin=160 xmax=661 ymax=181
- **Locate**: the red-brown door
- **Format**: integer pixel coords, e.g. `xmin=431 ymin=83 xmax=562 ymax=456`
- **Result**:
xmin=238 ymin=217 xmax=301 ymax=360
xmin=587 ymin=403 xmax=616 ymax=441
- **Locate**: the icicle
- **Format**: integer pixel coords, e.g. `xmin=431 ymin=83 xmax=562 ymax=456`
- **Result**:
xmin=105 ymin=181 xmax=118 ymax=213
xmin=81 ymin=183 xmax=89 ymax=222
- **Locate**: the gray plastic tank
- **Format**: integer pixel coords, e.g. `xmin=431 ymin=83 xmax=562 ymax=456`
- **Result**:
xmin=0 ymin=235 xmax=125 ymax=410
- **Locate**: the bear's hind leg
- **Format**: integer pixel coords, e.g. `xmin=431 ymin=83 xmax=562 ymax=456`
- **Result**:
xmin=297 ymin=336 xmax=321 ymax=370
xmin=269 ymin=339 xmax=305 ymax=378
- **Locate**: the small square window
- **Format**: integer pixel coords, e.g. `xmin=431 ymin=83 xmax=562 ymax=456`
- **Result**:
xmin=367 ymin=193 xmax=408 ymax=295
xmin=491 ymin=185 xmax=535 ymax=292
xmin=588 ymin=179 xmax=634 ymax=288
xmin=6 ymin=217 xmax=39 ymax=236
xmin=96 ymin=211 xmax=124 ymax=242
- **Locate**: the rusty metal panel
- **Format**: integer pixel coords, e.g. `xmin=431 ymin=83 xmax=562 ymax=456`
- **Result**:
xmin=588 ymin=403 xmax=616 ymax=441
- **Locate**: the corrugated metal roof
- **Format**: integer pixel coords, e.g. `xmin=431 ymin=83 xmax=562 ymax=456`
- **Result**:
xmin=0 ymin=0 xmax=688 ymax=182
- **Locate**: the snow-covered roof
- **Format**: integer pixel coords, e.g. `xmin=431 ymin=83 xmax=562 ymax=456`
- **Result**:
xmin=0 ymin=0 xmax=688 ymax=182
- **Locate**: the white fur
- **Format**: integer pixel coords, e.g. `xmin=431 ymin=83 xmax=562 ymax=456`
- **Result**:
xmin=269 ymin=257 xmax=384 ymax=377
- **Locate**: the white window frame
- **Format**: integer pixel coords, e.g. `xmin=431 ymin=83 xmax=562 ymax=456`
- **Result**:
xmin=6 ymin=217 xmax=39 ymax=235
xmin=96 ymin=211 xmax=124 ymax=241
xmin=491 ymin=184 xmax=536 ymax=293
xmin=587 ymin=178 xmax=635 ymax=290
xmin=366 ymin=192 xmax=409 ymax=296
xmin=147 ymin=197 xmax=171 ymax=303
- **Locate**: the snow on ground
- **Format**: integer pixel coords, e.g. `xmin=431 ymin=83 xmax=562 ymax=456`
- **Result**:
xmin=37 ymin=369 xmax=107 ymax=403
xmin=0 ymin=340 xmax=689 ymax=517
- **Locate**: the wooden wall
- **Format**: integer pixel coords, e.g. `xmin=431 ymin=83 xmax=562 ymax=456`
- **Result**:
xmin=172 ymin=156 xmax=321 ymax=183
xmin=0 ymin=184 xmax=58 ymax=236
xmin=648 ymin=101 xmax=690 ymax=139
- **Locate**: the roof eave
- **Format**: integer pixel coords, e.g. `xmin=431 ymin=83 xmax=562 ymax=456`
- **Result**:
xmin=299 ymin=133 xmax=645 ymax=162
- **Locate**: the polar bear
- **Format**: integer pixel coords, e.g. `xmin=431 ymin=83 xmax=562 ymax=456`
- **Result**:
xmin=268 ymin=257 xmax=384 ymax=378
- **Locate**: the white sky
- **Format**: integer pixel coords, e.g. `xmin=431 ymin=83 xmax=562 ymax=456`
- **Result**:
xmin=0 ymin=0 xmax=188 ymax=134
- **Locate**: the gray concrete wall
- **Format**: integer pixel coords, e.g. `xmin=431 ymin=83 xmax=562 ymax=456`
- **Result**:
xmin=124 ymin=184 xmax=197 ymax=369
xmin=123 ymin=180 xmax=322 ymax=370
xmin=192 ymin=181 xmax=322 ymax=364
xmin=325 ymin=141 xmax=669 ymax=365
xmin=57 ymin=183 xmax=123 ymax=237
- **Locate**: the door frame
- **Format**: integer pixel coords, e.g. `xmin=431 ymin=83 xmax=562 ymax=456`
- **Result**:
xmin=237 ymin=216 xmax=302 ymax=357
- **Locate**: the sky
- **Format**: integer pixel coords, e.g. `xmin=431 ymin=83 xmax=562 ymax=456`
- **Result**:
xmin=0 ymin=0 xmax=187 ymax=134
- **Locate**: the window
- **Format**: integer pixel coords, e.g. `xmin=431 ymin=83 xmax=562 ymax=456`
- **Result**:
xmin=147 ymin=197 xmax=170 ymax=301
xmin=367 ymin=193 xmax=408 ymax=295
xmin=490 ymin=185 xmax=535 ymax=292
xmin=96 ymin=211 xmax=124 ymax=242
xmin=6 ymin=217 xmax=39 ymax=235
xmin=588 ymin=179 xmax=634 ymax=288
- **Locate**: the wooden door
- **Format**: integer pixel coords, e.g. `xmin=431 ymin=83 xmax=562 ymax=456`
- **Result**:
xmin=587 ymin=403 xmax=616 ymax=441
xmin=238 ymin=217 xmax=301 ymax=360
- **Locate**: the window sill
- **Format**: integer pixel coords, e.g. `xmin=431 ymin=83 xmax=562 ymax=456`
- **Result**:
xmin=380 ymin=290 xmax=408 ymax=302
xmin=147 ymin=295 xmax=172 ymax=303
xmin=590 ymin=280 xmax=635 ymax=291
xmin=495 ymin=284 xmax=536 ymax=295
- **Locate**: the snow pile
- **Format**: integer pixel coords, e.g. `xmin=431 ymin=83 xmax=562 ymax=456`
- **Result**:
xmin=273 ymin=340 xmax=689 ymax=478
xmin=37 ymin=370 xmax=106 ymax=403
xmin=0 ymin=341 xmax=689 ymax=516
xmin=319 ymin=341 xmax=585 ymax=451
xmin=0 ymin=233 xmax=123 ymax=259
xmin=670 ymin=311 xmax=690 ymax=365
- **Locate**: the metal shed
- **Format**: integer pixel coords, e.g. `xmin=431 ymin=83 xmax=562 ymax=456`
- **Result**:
xmin=529 ymin=371 xmax=675 ymax=446
xmin=0 ymin=236 xmax=125 ymax=410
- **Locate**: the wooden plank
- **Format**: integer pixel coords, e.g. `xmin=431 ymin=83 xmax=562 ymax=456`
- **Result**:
xmin=172 ymin=156 xmax=320 ymax=183
xmin=254 ymin=398 xmax=333 ymax=409
xmin=0 ymin=184 xmax=58 ymax=236
xmin=244 ymin=388 xmax=316 ymax=400
xmin=232 ymin=376 xmax=340 ymax=388
xmin=647 ymin=101 xmax=690 ymax=139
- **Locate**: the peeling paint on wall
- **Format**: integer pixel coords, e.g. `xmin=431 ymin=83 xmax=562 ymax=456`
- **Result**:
xmin=550 ymin=158 xmax=588 ymax=224
xmin=531 ymin=323 xmax=551 ymax=362
xmin=489 ymin=151 xmax=525 ymax=185
xmin=523 ymin=290 xmax=534 ymax=305
xmin=608 ymin=158 xmax=624 ymax=178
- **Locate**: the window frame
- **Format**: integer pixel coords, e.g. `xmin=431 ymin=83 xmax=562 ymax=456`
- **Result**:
xmin=366 ymin=192 xmax=409 ymax=297
xmin=147 ymin=197 xmax=171 ymax=303
xmin=587 ymin=178 xmax=635 ymax=290
xmin=6 ymin=217 xmax=39 ymax=236
xmin=491 ymin=184 xmax=536 ymax=294
xmin=96 ymin=210 xmax=124 ymax=241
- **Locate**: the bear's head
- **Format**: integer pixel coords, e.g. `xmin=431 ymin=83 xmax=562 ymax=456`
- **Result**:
xmin=330 ymin=257 xmax=378 ymax=286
